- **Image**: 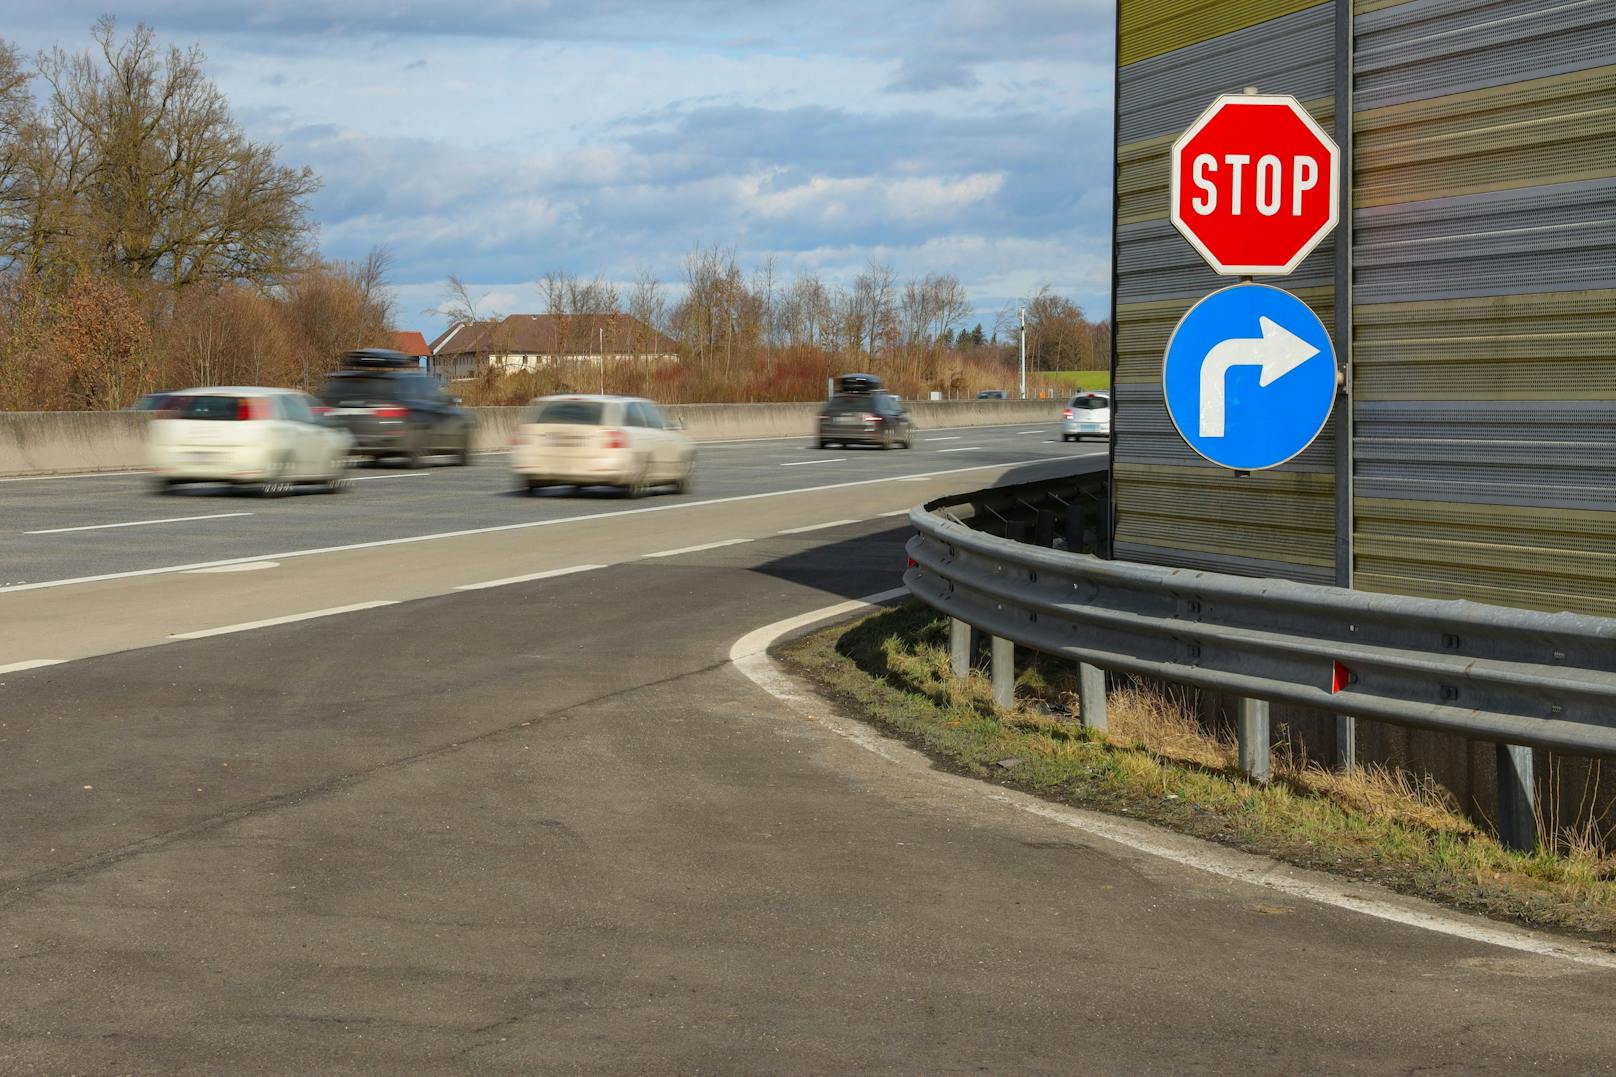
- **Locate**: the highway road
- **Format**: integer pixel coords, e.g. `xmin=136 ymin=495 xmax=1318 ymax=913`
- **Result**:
xmin=3 ymin=422 xmax=1615 ymax=1074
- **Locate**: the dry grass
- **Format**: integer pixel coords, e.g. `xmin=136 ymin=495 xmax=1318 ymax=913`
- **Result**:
xmin=782 ymin=602 xmax=1616 ymax=939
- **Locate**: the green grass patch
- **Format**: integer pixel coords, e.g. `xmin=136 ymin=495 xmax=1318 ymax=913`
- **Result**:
xmin=1039 ymin=370 xmax=1111 ymax=391
xmin=780 ymin=602 xmax=1616 ymax=941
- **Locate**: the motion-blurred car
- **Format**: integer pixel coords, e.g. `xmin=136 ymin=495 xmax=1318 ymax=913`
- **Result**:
xmin=1061 ymin=391 xmax=1111 ymax=441
xmin=125 ymin=391 xmax=175 ymax=412
xmin=817 ymin=373 xmax=912 ymax=449
xmin=316 ymin=350 xmax=474 ymax=467
xmin=146 ymin=387 xmax=354 ymax=495
xmin=509 ymin=394 xmax=695 ymax=497
xmin=976 ymin=389 xmax=1009 ymax=400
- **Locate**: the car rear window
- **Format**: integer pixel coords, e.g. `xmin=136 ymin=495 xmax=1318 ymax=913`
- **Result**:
xmin=528 ymin=400 xmax=605 ymax=426
xmin=168 ymin=395 xmax=254 ymax=420
xmin=1070 ymin=395 xmax=1109 ymax=410
xmin=319 ymin=375 xmax=403 ymax=405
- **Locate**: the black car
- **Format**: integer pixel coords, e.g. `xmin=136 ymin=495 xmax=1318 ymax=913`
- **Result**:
xmin=817 ymin=373 xmax=912 ymax=450
xmin=316 ymin=350 xmax=475 ymax=466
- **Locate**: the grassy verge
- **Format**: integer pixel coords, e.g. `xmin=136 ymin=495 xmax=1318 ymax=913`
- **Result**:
xmin=780 ymin=603 xmax=1616 ymax=941
xmin=1040 ymin=370 xmax=1111 ymax=391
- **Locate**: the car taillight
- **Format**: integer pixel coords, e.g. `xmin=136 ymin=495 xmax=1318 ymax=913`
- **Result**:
xmin=1063 ymin=408 xmax=1073 ymax=419
xmin=236 ymin=397 xmax=269 ymax=421
xmin=374 ymin=406 xmax=408 ymax=419
xmin=602 ymin=429 xmax=629 ymax=449
xmin=862 ymin=412 xmax=879 ymax=423
xmin=311 ymin=405 xmax=331 ymax=416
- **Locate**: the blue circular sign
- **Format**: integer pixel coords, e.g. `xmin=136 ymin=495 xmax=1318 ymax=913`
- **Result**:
xmin=1162 ymin=283 xmax=1337 ymax=471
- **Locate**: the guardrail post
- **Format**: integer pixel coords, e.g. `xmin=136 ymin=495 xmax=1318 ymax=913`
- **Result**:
xmin=1238 ymin=698 xmax=1271 ymax=784
xmin=1065 ymin=502 xmax=1088 ymax=553
xmin=1496 ymin=744 xmax=1537 ymax=853
xmin=949 ymin=618 xmax=972 ymax=678
xmin=1034 ymin=508 xmax=1056 ymax=548
xmin=1078 ymin=663 xmax=1107 ymax=732
xmin=1335 ymin=715 xmax=1357 ymax=771
xmin=991 ymin=636 xmax=1015 ymax=708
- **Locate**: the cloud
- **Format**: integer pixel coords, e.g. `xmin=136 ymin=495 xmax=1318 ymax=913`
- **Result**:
xmin=886 ymin=58 xmax=981 ymax=94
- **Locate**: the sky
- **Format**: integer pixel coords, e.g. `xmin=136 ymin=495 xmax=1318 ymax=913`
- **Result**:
xmin=2 ymin=1 xmax=1116 ymax=339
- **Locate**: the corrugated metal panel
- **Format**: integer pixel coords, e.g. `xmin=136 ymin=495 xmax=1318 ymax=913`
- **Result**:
xmin=1350 ymin=5 xmax=1616 ymax=617
xmin=1356 ymin=401 xmax=1616 ymax=510
xmin=1354 ymin=181 xmax=1616 ymax=304
xmin=1119 ymin=5 xmax=1335 ymax=143
xmin=1355 ymin=65 xmax=1616 ymax=208
xmin=1356 ymin=0 xmax=1616 ymax=111
xmin=1120 ymin=0 xmax=1328 ymax=67
xmin=1113 ymin=463 xmax=1336 ymax=575
xmin=1355 ymin=289 xmax=1616 ymax=400
xmin=1355 ymin=498 xmax=1616 ymax=616
xmin=1118 ymin=221 xmax=1335 ymax=305
xmin=1114 ymin=4 xmax=1341 ymax=585
xmin=1117 ymin=99 xmax=1335 ymax=227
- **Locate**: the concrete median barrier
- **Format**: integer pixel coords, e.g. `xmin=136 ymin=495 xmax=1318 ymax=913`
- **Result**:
xmin=1 ymin=399 xmax=1065 ymax=476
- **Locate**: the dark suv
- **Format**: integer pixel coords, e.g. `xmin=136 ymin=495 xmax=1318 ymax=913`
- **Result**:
xmin=316 ymin=350 xmax=475 ymax=467
xmin=817 ymin=373 xmax=912 ymax=450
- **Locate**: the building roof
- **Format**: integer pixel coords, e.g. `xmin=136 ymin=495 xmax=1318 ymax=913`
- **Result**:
xmin=430 ymin=314 xmax=679 ymax=357
xmin=392 ymin=330 xmax=431 ymax=358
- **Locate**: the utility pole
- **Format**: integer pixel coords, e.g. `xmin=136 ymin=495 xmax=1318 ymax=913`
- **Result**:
xmin=599 ymin=326 xmax=605 ymax=395
xmin=1019 ymin=306 xmax=1027 ymax=399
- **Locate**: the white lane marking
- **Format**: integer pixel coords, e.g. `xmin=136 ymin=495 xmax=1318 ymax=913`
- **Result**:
xmin=643 ymin=538 xmax=752 ymax=559
xmin=24 ymin=511 xmax=253 ymax=535
xmin=184 ymin=561 xmax=280 ymax=574
xmin=781 ymin=458 xmax=845 ymax=466
xmin=926 ymin=436 xmax=961 ymax=441
xmin=0 ymin=658 xmax=65 ymax=674
xmin=348 ymin=472 xmax=431 ymax=482
xmin=0 ymin=456 xmax=1080 ymax=595
xmin=1019 ymin=429 xmax=1043 ymax=434
xmin=169 ymin=601 xmax=398 ymax=641
xmin=0 ymin=421 xmax=1064 ymax=485
xmin=777 ymin=519 xmax=860 ymax=535
xmin=935 ymin=447 xmax=981 ymax=453
xmin=454 ymin=564 xmax=606 ymax=591
xmin=731 ymin=595 xmax=1616 ymax=973
xmin=877 ymin=509 xmax=911 ymax=518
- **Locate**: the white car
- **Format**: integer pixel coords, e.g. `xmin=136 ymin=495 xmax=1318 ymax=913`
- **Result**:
xmin=1061 ymin=391 xmax=1111 ymax=442
xmin=146 ymin=387 xmax=354 ymax=495
xmin=510 ymin=394 xmax=695 ymax=497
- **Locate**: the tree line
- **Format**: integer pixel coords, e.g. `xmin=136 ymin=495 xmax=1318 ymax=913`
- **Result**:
xmin=447 ymin=246 xmax=1111 ymax=406
xmin=0 ymin=20 xmax=390 ymax=410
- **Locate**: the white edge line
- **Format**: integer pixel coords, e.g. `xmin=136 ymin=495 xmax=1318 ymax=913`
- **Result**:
xmin=348 ymin=471 xmax=432 ymax=482
xmin=169 ymin=601 xmax=397 ymax=641
xmin=728 ymin=593 xmax=1616 ymax=973
xmin=454 ymin=564 xmax=606 ymax=590
xmin=780 ymin=458 xmax=845 ymax=466
xmin=777 ymin=519 xmax=860 ymax=535
xmin=926 ymin=436 xmax=962 ymax=441
xmin=0 ymin=456 xmax=1080 ymax=595
xmin=643 ymin=538 xmax=752 ymax=559
xmin=0 ymin=658 xmax=65 ymax=674
xmin=935 ymin=447 xmax=981 ymax=453
xmin=1018 ymin=429 xmax=1043 ymax=434
xmin=25 ymin=511 xmax=253 ymax=535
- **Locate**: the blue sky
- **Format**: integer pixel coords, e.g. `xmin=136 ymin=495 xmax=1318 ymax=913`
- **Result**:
xmin=3 ymin=1 xmax=1116 ymax=336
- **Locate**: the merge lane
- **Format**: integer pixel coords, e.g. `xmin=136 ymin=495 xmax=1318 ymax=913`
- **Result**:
xmin=1 ymin=425 xmax=1092 ymax=586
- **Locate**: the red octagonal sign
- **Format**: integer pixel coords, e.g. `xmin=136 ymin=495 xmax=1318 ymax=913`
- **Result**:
xmin=1170 ymin=94 xmax=1341 ymax=276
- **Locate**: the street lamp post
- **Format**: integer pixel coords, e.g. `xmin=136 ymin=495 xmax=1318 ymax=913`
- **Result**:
xmin=1019 ymin=306 xmax=1027 ymax=400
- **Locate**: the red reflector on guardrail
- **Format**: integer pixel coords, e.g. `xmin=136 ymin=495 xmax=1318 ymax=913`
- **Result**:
xmin=1331 ymin=661 xmax=1352 ymax=693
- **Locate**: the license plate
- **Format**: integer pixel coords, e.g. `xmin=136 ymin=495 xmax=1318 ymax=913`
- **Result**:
xmin=184 ymin=452 xmax=213 ymax=463
xmin=1077 ymin=423 xmax=1102 ymax=432
xmin=837 ymin=415 xmax=856 ymax=424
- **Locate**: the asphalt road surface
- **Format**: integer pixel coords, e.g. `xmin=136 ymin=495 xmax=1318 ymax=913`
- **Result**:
xmin=3 ymin=426 xmax=1614 ymax=1075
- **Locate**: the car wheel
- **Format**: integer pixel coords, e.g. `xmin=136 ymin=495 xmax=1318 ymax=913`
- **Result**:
xmin=820 ymin=440 xmax=837 ymax=449
xmin=321 ymin=473 xmax=348 ymax=494
xmin=260 ymin=457 xmax=294 ymax=497
xmin=456 ymin=430 xmax=474 ymax=466
xmin=149 ymin=477 xmax=176 ymax=495
xmin=672 ymin=459 xmax=695 ymax=495
xmin=621 ymin=462 xmax=650 ymax=499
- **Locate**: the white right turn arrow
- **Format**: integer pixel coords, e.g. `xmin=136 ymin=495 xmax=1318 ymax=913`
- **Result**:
xmin=1198 ymin=316 xmax=1320 ymax=437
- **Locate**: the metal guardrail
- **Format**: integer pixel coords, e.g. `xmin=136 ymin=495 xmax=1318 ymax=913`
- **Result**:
xmin=903 ymin=471 xmax=1616 ymax=850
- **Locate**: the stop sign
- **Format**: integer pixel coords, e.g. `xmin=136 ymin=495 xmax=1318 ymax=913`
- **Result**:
xmin=1169 ymin=93 xmax=1340 ymax=276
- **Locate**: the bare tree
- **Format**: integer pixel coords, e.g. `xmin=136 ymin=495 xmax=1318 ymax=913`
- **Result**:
xmin=24 ymin=19 xmax=318 ymax=288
